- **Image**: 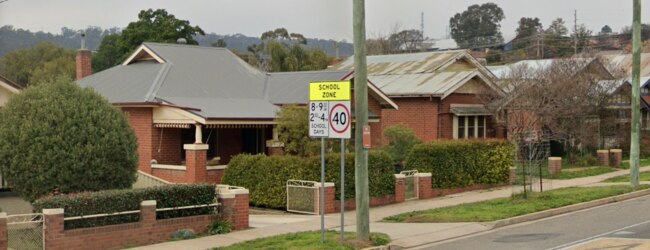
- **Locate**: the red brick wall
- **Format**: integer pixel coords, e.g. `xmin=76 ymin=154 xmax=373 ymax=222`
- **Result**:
xmin=381 ymin=98 xmax=440 ymax=143
xmin=368 ymin=96 xmax=384 ymax=148
xmin=151 ymin=168 xmax=186 ymax=183
xmin=206 ymin=169 xmax=225 ymax=184
xmin=152 ymin=128 xmax=182 ymax=165
xmin=122 ymin=107 xmax=154 ymax=173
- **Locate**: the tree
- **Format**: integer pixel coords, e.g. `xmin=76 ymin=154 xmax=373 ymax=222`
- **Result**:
xmin=275 ymin=105 xmax=320 ymax=157
xmin=93 ymin=9 xmax=205 ymax=72
xmin=574 ymin=24 xmax=593 ymax=53
xmin=0 ymin=42 xmax=75 ymax=86
xmin=247 ymin=28 xmax=331 ymax=72
xmin=383 ymin=124 xmax=420 ymax=169
xmin=543 ymin=18 xmax=573 ymax=58
xmin=449 ymin=3 xmax=505 ymax=49
xmin=0 ymin=78 xmax=138 ymax=201
xmin=513 ymin=17 xmax=543 ymax=57
xmin=211 ymin=39 xmax=227 ymax=48
xmin=600 ymin=25 xmax=613 ymax=35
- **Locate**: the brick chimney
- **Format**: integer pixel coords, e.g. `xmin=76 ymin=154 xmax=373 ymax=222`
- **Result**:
xmin=75 ymin=33 xmax=92 ymax=80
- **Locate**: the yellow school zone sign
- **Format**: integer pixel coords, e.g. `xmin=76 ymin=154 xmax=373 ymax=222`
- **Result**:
xmin=309 ymin=81 xmax=351 ymax=101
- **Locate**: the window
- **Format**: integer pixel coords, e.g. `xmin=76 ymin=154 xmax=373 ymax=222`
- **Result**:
xmin=455 ymin=116 xmax=487 ymax=139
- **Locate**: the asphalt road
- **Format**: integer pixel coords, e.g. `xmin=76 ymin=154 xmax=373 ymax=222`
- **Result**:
xmin=415 ymin=194 xmax=650 ymax=250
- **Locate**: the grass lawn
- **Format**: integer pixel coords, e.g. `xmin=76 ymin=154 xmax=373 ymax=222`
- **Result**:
xmin=215 ymin=231 xmax=390 ymax=250
xmin=515 ymin=165 xmax=615 ymax=181
xmin=605 ymin=171 xmax=650 ymax=182
xmin=620 ymin=158 xmax=650 ymax=169
xmin=383 ymin=185 xmax=649 ymax=223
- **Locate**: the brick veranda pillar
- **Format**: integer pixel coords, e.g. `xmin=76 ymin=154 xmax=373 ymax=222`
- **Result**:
xmin=43 ymin=208 xmax=65 ymax=250
xmin=184 ymin=144 xmax=208 ymax=183
xmin=0 ymin=213 xmax=6 ymax=250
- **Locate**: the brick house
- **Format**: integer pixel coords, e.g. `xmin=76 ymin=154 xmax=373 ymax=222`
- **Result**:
xmin=76 ymin=43 xmax=396 ymax=184
xmin=334 ymin=50 xmax=505 ymax=144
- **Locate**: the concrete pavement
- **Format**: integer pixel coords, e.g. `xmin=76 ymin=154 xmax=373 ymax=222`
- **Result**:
xmin=131 ymin=166 xmax=650 ymax=250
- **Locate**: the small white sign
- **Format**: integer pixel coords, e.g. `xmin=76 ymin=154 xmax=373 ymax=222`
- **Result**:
xmin=309 ymin=101 xmax=329 ymax=138
xmin=328 ymin=101 xmax=351 ymax=139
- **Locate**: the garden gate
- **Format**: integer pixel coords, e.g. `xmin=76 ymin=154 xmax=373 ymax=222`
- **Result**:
xmin=401 ymin=170 xmax=419 ymax=200
xmin=286 ymin=180 xmax=318 ymax=214
xmin=7 ymin=213 xmax=43 ymax=250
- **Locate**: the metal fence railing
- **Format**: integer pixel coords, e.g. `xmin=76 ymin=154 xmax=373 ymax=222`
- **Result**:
xmin=133 ymin=170 xmax=172 ymax=189
xmin=286 ymin=180 xmax=318 ymax=215
xmin=7 ymin=213 xmax=43 ymax=250
xmin=401 ymin=170 xmax=419 ymax=200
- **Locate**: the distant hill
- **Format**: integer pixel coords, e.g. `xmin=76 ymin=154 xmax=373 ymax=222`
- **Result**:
xmin=0 ymin=25 xmax=353 ymax=59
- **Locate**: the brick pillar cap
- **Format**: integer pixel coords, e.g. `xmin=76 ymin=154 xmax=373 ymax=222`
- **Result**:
xmin=394 ymin=174 xmax=406 ymax=179
xmin=141 ymin=200 xmax=156 ymax=206
xmin=184 ymin=144 xmax=209 ymax=150
xmin=548 ymin=157 xmax=562 ymax=160
xmin=509 ymin=166 xmax=518 ymax=170
xmin=597 ymin=150 xmax=610 ymax=153
xmin=314 ymin=182 xmax=335 ymax=187
xmin=0 ymin=212 xmax=6 ymax=219
xmin=610 ymin=149 xmax=622 ymax=153
xmin=415 ymin=173 xmax=432 ymax=177
xmin=43 ymin=208 xmax=64 ymax=215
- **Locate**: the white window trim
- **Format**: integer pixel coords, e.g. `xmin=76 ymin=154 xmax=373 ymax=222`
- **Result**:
xmin=453 ymin=115 xmax=487 ymax=139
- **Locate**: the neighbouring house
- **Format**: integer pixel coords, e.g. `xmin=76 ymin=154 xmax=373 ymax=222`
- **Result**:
xmin=333 ymin=50 xmax=506 ymax=143
xmin=0 ymin=75 xmax=22 ymax=108
xmin=77 ymin=42 xmax=396 ymax=184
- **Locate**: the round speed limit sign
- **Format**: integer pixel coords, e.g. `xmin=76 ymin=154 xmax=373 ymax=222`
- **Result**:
xmin=328 ymin=101 xmax=351 ymax=139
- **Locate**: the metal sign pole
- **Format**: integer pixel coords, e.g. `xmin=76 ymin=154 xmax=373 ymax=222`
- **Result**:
xmin=320 ymin=137 xmax=326 ymax=243
xmin=340 ymin=138 xmax=345 ymax=244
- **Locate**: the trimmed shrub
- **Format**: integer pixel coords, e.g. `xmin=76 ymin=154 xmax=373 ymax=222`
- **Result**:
xmin=0 ymin=79 xmax=138 ymax=201
xmin=222 ymin=151 xmax=395 ymax=209
xmin=32 ymin=184 xmax=215 ymax=229
xmin=405 ymin=140 xmax=514 ymax=189
xmin=383 ymin=124 xmax=421 ymax=166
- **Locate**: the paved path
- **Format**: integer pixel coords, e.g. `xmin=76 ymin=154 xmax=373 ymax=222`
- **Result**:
xmin=131 ymin=166 xmax=650 ymax=250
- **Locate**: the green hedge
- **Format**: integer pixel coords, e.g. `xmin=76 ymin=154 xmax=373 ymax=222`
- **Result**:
xmin=32 ymin=184 xmax=215 ymax=229
xmin=405 ymin=140 xmax=514 ymax=189
xmin=222 ymin=151 xmax=395 ymax=209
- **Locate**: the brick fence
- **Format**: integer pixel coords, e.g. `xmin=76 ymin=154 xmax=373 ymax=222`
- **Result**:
xmin=314 ymin=172 xmax=508 ymax=214
xmin=0 ymin=187 xmax=249 ymax=250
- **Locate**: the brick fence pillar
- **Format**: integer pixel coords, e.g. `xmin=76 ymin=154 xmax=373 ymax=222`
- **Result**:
xmin=610 ymin=149 xmax=623 ymax=168
xmin=217 ymin=186 xmax=250 ymax=230
xmin=43 ymin=208 xmax=65 ymax=250
xmin=415 ymin=173 xmax=432 ymax=199
xmin=0 ymin=213 xmax=6 ymax=250
xmin=266 ymin=140 xmax=284 ymax=156
xmin=139 ymin=200 xmax=156 ymax=245
xmin=394 ymin=174 xmax=406 ymax=203
xmin=184 ymin=144 xmax=208 ymax=183
xmin=597 ymin=150 xmax=610 ymax=166
xmin=548 ymin=157 xmax=562 ymax=175
xmin=314 ymin=182 xmax=336 ymax=215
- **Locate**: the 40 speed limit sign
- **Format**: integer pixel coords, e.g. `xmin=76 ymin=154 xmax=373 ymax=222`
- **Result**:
xmin=328 ymin=101 xmax=351 ymax=139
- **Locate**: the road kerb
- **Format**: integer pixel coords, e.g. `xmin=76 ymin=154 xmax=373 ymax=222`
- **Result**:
xmin=492 ymin=188 xmax=650 ymax=229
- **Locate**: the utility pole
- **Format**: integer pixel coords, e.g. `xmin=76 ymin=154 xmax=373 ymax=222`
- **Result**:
xmin=574 ymin=9 xmax=578 ymax=55
xmin=630 ymin=0 xmax=642 ymax=187
xmin=352 ymin=0 xmax=370 ymax=241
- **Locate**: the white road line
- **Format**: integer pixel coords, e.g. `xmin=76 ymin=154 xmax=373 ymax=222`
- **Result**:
xmin=548 ymin=219 xmax=650 ymax=250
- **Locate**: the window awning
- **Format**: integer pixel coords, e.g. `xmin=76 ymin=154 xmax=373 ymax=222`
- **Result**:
xmin=450 ymin=106 xmax=491 ymax=116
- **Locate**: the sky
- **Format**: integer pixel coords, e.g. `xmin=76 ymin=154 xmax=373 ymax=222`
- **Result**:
xmin=0 ymin=0 xmax=648 ymax=41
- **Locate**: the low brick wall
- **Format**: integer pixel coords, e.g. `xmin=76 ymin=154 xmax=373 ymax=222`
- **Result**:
xmin=151 ymin=168 xmax=186 ymax=183
xmin=37 ymin=187 xmax=249 ymax=250
xmin=207 ymin=168 xmax=225 ymax=184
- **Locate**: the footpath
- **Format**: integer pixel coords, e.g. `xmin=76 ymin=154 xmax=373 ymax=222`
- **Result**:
xmin=132 ymin=166 xmax=650 ymax=250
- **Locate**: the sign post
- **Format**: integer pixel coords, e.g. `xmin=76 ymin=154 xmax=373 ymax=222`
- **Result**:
xmin=308 ymin=81 xmax=351 ymax=244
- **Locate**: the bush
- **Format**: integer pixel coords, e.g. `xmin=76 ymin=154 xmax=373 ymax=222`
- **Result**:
xmin=32 ymin=184 xmax=215 ymax=229
xmin=207 ymin=220 xmax=232 ymax=235
xmin=0 ymin=79 xmax=138 ymax=201
xmin=222 ymin=151 xmax=395 ymax=209
xmin=405 ymin=140 xmax=514 ymax=188
xmin=171 ymin=229 xmax=197 ymax=240
xmin=383 ymin=124 xmax=421 ymax=166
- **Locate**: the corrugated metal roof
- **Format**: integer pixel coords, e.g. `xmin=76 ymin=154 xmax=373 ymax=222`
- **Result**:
xmin=603 ymin=53 xmax=650 ymax=77
xmin=78 ymin=61 xmax=165 ymax=103
xmin=368 ymin=71 xmax=477 ymax=96
xmin=335 ymin=50 xmax=465 ymax=75
xmin=489 ymin=58 xmax=594 ymax=79
xmin=266 ymin=70 xmax=350 ymax=105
